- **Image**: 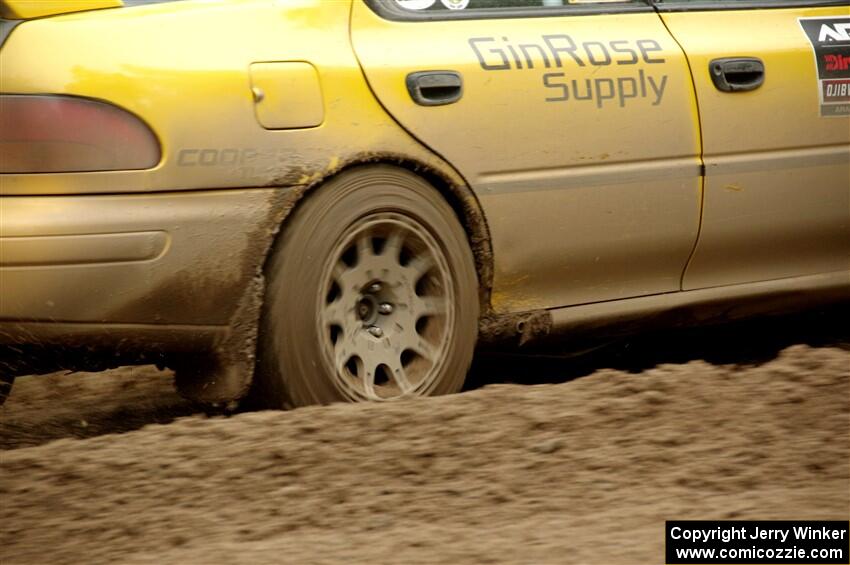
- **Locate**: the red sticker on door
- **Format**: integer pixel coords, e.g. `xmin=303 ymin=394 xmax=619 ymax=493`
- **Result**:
xmin=799 ymin=16 xmax=850 ymax=117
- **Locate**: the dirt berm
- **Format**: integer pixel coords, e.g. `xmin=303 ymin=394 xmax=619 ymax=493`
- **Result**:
xmin=1 ymin=314 xmax=848 ymax=564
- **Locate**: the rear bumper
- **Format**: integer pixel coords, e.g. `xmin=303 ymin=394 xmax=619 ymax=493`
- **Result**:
xmin=0 ymin=187 xmax=288 ymax=342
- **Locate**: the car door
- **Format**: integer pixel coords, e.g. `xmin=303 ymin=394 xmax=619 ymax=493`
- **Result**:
xmin=657 ymin=0 xmax=850 ymax=290
xmin=351 ymin=0 xmax=703 ymax=313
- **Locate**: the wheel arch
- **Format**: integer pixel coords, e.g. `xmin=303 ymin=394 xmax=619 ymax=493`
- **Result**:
xmin=267 ymin=154 xmax=495 ymax=314
xmin=174 ymin=153 xmax=495 ymax=406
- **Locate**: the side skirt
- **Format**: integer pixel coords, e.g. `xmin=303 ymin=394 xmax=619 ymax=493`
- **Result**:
xmin=546 ymin=270 xmax=850 ymax=340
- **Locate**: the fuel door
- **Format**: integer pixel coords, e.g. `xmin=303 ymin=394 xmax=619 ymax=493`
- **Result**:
xmin=249 ymin=61 xmax=324 ymax=130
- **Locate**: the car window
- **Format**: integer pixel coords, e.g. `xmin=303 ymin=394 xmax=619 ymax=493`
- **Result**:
xmin=122 ymin=0 xmax=185 ymax=6
xmin=653 ymin=0 xmax=847 ymax=6
xmin=393 ymin=0 xmax=639 ymax=12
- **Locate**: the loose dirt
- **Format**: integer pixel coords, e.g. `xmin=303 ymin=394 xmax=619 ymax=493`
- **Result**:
xmin=1 ymin=312 xmax=848 ymax=564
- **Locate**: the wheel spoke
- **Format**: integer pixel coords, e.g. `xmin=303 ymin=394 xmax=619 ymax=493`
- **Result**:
xmin=413 ymin=296 xmax=446 ymax=317
xmin=345 ymin=332 xmax=382 ymax=399
xmin=412 ymin=339 xmax=436 ymax=362
xmin=330 ymin=260 xmax=347 ymax=284
xmin=323 ymin=299 xmax=347 ymax=326
xmin=334 ymin=345 xmax=351 ymax=377
xmin=356 ymin=232 xmax=373 ymax=263
xmin=382 ymin=228 xmax=405 ymax=262
xmin=387 ymin=356 xmax=414 ymax=394
xmin=361 ymin=359 xmax=377 ymax=399
xmin=406 ymin=254 xmax=434 ymax=280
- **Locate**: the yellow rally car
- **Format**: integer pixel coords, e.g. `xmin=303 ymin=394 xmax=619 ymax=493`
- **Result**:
xmin=0 ymin=0 xmax=848 ymax=408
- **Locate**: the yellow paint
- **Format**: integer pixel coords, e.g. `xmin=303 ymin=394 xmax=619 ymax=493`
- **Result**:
xmin=0 ymin=0 xmax=458 ymax=196
xmin=350 ymin=1 xmax=703 ymax=309
xmin=249 ymin=62 xmax=324 ymax=129
xmin=3 ymin=0 xmax=843 ymax=317
xmin=351 ymin=3 xmax=702 ymax=184
xmin=663 ymin=6 xmax=850 ymax=290
xmin=661 ymin=7 xmax=850 ymax=154
xmin=490 ymin=289 xmax=546 ymax=314
xmin=0 ymin=0 xmax=121 ymax=19
xmin=490 ymin=273 xmax=546 ymax=313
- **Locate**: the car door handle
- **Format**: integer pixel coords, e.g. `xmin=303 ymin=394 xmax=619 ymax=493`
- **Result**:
xmin=709 ymin=57 xmax=765 ymax=92
xmin=406 ymin=71 xmax=463 ymax=106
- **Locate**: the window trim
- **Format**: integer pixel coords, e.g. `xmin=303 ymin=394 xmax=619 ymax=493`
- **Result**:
xmin=651 ymin=0 xmax=850 ymax=12
xmin=363 ymin=0 xmax=654 ymax=22
xmin=0 ymin=19 xmax=22 ymax=48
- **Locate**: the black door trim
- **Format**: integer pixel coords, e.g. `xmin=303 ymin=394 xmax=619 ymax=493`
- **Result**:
xmin=651 ymin=0 xmax=849 ymax=12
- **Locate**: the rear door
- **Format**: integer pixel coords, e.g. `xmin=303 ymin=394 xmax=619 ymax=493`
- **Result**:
xmin=351 ymin=0 xmax=703 ymax=313
xmin=657 ymin=0 xmax=850 ymax=290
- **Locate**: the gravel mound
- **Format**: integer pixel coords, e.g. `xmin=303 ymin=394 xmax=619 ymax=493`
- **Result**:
xmin=1 ymin=342 xmax=848 ymax=564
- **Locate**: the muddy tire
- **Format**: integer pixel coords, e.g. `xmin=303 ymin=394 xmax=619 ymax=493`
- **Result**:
xmin=0 ymin=374 xmax=13 ymax=407
xmin=252 ymin=165 xmax=479 ymax=408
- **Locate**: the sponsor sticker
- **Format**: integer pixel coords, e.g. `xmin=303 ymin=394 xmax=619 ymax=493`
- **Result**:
xmin=394 ymin=0 xmax=436 ymax=9
xmin=440 ymin=0 xmax=470 ymax=9
xmin=467 ymin=35 xmax=670 ymax=109
xmin=799 ymin=16 xmax=850 ymax=117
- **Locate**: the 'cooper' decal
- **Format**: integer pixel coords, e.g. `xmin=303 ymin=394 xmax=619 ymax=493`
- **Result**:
xmin=799 ymin=16 xmax=850 ymax=117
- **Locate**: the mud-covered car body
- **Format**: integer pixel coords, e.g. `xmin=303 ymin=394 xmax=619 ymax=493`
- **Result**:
xmin=1 ymin=0 xmax=848 ymax=404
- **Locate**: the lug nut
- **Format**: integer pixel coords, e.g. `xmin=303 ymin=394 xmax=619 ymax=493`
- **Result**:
xmin=368 ymin=326 xmax=383 ymax=338
xmin=368 ymin=282 xmax=382 ymax=294
xmin=378 ymin=303 xmax=394 ymax=315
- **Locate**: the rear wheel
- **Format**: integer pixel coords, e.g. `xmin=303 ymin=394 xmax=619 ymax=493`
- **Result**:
xmin=253 ymin=165 xmax=479 ymax=408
